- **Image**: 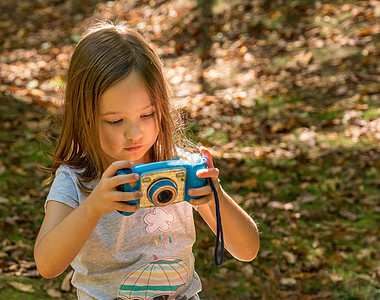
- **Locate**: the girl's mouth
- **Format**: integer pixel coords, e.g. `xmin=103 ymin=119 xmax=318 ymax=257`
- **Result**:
xmin=124 ymin=145 xmax=143 ymax=152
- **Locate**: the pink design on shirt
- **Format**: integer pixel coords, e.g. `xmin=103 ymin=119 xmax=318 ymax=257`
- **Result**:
xmin=144 ymin=208 xmax=175 ymax=234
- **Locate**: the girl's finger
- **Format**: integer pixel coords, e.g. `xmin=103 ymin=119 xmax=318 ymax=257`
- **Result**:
xmin=189 ymin=194 xmax=213 ymax=206
xmin=108 ymin=173 xmax=139 ymax=189
xmin=110 ymin=190 xmax=143 ymax=202
xmin=102 ymin=161 xmax=135 ymax=178
xmin=188 ymin=185 xmax=212 ymax=197
xmin=196 ymin=168 xmax=220 ymax=180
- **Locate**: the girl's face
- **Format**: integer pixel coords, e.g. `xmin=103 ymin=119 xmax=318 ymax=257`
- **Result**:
xmin=98 ymin=72 xmax=159 ymax=166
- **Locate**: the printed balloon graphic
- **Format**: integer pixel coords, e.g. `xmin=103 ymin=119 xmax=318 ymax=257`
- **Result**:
xmin=117 ymin=256 xmax=190 ymax=300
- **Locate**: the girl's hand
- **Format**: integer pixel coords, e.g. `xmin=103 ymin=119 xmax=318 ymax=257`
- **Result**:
xmin=85 ymin=161 xmax=142 ymax=217
xmin=190 ymin=148 xmax=260 ymax=262
xmin=188 ymin=146 xmax=221 ymax=206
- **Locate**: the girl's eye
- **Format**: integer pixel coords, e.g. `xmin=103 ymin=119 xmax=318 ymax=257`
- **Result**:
xmin=106 ymin=119 xmax=122 ymax=126
xmin=141 ymin=112 xmax=155 ymax=119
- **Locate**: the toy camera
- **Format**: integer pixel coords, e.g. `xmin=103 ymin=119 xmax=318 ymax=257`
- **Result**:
xmin=116 ymin=156 xmax=208 ymax=216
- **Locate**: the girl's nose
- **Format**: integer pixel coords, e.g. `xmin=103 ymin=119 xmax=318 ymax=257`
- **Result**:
xmin=124 ymin=120 xmax=143 ymax=140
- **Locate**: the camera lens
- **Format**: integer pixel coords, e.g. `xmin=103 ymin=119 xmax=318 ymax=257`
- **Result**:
xmin=148 ymin=178 xmax=178 ymax=206
xmin=156 ymin=190 xmax=174 ymax=204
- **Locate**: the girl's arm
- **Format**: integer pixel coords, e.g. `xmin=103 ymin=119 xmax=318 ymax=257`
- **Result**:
xmin=34 ymin=161 xmax=141 ymax=278
xmin=190 ymin=147 xmax=260 ymax=262
xmin=34 ymin=200 xmax=101 ymax=278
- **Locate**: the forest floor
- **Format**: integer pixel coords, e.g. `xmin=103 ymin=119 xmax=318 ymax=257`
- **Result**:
xmin=0 ymin=0 xmax=379 ymax=299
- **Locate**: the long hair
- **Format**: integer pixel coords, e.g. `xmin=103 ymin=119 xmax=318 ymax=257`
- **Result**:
xmin=44 ymin=21 xmax=186 ymax=194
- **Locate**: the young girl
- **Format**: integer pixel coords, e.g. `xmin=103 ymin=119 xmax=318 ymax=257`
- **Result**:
xmin=34 ymin=21 xmax=259 ymax=300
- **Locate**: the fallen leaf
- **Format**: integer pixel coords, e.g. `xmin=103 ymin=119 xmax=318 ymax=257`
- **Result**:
xmin=280 ymin=277 xmax=297 ymax=288
xmin=0 ymin=196 xmax=9 ymax=204
xmin=8 ymin=281 xmax=34 ymax=293
xmin=282 ymin=251 xmax=297 ymax=264
xmin=329 ymin=273 xmax=344 ymax=282
xmin=268 ymin=201 xmax=294 ymax=210
xmin=359 ymin=28 xmax=372 ymax=36
xmin=339 ymin=210 xmax=358 ymax=221
xmin=61 ymin=269 xmax=74 ymax=292
xmin=241 ymin=264 xmax=254 ymax=278
xmin=356 ymin=274 xmax=380 ymax=288
xmin=296 ymin=192 xmax=317 ymax=204
xmin=46 ymin=287 xmax=62 ymax=298
xmin=229 ymin=177 xmax=258 ymax=190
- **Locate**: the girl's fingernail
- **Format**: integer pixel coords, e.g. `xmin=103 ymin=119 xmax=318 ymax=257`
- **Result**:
xmin=135 ymin=174 xmax=139 ymax=180
xmin=189 ymin=189 xmax=194 ymax=195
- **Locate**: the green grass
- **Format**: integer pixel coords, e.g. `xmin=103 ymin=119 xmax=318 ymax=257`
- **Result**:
xmin=363 ymin=108 xmax=380 ymax=121
xmin=0 ymin=276 xmax=49 ymax=299
xmin=0 ymin=275 xmax=74 ymax=300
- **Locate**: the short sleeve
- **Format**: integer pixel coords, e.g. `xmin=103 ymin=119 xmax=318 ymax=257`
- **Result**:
xmin=45 ymin=165 xmax=80 ymax=211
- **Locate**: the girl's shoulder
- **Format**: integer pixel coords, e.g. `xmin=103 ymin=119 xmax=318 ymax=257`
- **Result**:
xmin=47 ymin=165 xmax=87 ymax=209
xmin=55 ymin=164 xmax=81 ymax=177
xmin=52 ymin=165 xmax=80 ymax=186
xmin=54 ymin=164 xmax=89 ymax=185
xmin=52 ymin=164 xmax=98 ymax=196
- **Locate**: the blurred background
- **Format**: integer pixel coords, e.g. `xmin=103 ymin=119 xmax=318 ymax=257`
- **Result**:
xmin=0 ymin=0 xmax=379 ymax=299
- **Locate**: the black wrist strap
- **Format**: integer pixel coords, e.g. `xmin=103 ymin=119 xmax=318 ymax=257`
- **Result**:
xmin=209 ymin=178 xmax=224 ymax=267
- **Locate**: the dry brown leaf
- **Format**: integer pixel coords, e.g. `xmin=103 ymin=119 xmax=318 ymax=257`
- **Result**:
xmin=229 ymin=177 xmax=258 ymax=190
xmin=61 ymin=269 xmax=74 ymax=292
xmin=8 ymin=281 xmax=35 ymax=293
xmin=280 ymin=277 xmax=297 ymax=287
xmin=282 ymin=251 xmax=297 ymax=264
xmin=359 ymin=28 xmax=372 ymax=36
xmin=0 ymin=196 xmax=10 ymax=204
xmin=46 ymin=288 xmax=62 ymax=298
xmin=329 ymin=273 xmax=344 ymax=282
xmin=268 ymin=201 xmax=294 ymax=210
xmin=296 ymin=192 xmax=317 ymax=204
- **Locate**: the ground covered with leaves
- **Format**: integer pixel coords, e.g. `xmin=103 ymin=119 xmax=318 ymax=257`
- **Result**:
xmin=0 ymin=0 xmax=379 ymax=299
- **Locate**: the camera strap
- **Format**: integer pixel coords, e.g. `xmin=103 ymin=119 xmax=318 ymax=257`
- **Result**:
xmin=209 ymin=178 xmax=224 ymax=267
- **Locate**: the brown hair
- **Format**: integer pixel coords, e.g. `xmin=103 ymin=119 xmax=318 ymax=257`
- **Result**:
xmin=44 ymin=21 xmax=187 ymax=194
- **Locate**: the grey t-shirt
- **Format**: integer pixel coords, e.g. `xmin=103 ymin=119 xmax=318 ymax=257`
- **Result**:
xmin=46 ymin=165 xmax=202 ymax=300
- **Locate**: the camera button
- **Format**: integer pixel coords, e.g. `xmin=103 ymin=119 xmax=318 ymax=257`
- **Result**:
xmin=176 ymin=172 xmax=185 ymax=178
xmin=142 ymin=177 xmax=151 ymax=183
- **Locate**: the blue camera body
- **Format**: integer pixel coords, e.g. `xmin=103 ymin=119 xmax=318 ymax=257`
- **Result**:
xmin=116 ymin=157 xmax=208 ymax=216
